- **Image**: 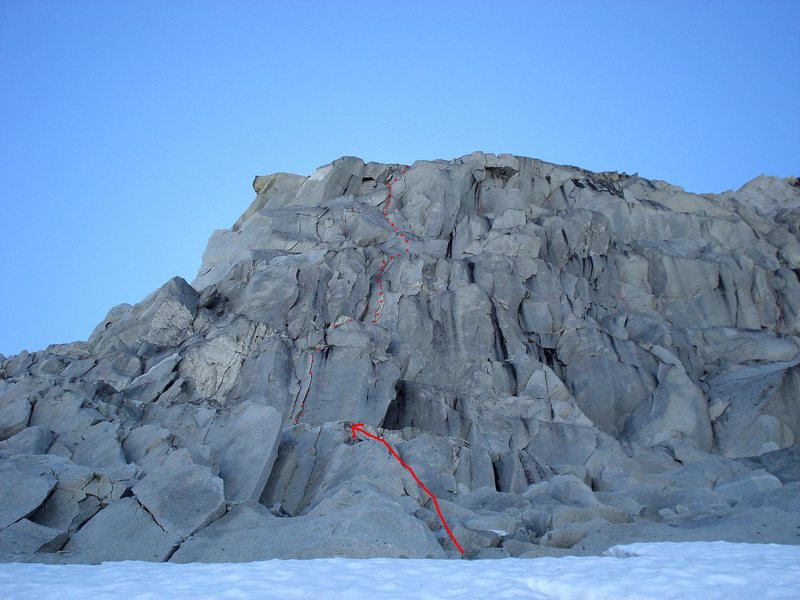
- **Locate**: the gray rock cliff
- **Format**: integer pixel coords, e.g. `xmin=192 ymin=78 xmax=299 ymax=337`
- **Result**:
xmin=2 ymin=152 xmax=799 ymax=562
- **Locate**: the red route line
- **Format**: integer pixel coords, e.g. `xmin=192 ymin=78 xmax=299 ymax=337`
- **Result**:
xmin=350 ymin=423 xmax=464 ymax=555
xmin=373 ymin=165 xmax=410 ymax=323
xmin=289 ymin=167 xmax=463 ymax=554
xmin=293 ymin=165 xmax=411 ymax=421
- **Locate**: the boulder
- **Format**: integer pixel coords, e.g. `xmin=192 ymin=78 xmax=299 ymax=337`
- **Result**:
xmin=714 ymin=469 xmax=783 ymax=504
xmin=551 ymin=505 xmax=631 ymax=531
xmin=69 ymin=422 xmax=128 ymax=473
xmin=542 ymin=525 xmax=592 ymax=549
xmin=707 ymin=361 xmax=800 ymax=457
xmin=122 ymin=424 xmax=173 ymax=468
xmin=545 ymin=474 xmax=600 ymax=507
xmin=172 ymin=485 xmax=445 ymax=562
xmin=464 ymin=513 xmax=518 ymax=538
xmin=743 ymin=443 xmax=800 ymax=483
xmin=0 ymin=519 xmax=66 ymax=559
xmin=122 ymin=353 xmax=180 ymax=403
xmin=0 ymin=426 xmax=55 ymax=458
xmin=474 ymin=547 xmax=511 ymax=559
xmin=0 ymin=390 xmax=31 ymax=441
xmin=501 ymin=538 xmax=539 ymax=557
xmin=132 ymin=451 xmax=226 ymax=538
xmin=0 ymin=460 xmax=56 ymax=529
xmin=88 ymin=277 xmax=198 ymax=356
xmin=744 ymin=481 xmax=800 ymax=513
xmin=455 ymin=486 xmax=532 ymax=514
xmin=12 ymin=454 xmax=133 ymax=535
xmin=29 ymin=387 xmax=98 ymax=442
xmin=61 ymin=498 xmax=181 ymax=563
xmin=206 ymin=401 xmax=283 ymax=501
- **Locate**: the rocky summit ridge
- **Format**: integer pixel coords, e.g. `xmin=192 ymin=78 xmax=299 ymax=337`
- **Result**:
xmin=1 ymin=152 xmax=799 ymax=562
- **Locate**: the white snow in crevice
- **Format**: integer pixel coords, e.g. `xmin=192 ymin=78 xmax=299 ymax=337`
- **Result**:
xmin=1 ymin=542 xmax=798 ymax=600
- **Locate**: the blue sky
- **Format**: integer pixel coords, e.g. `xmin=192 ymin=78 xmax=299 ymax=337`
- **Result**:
xmin=1 ymin=1 xmax=798 ymax=356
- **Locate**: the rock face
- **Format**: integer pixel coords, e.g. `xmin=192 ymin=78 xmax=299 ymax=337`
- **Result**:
xmin=2 ymin=153 xmax=799 ymax=562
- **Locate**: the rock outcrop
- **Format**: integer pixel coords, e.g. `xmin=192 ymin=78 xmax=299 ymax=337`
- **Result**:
xmin=2 ymin=152 xmax=799 ymax=562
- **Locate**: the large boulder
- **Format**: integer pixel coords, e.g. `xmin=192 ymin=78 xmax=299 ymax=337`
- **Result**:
xmin=0 ymin=426 xmax=54 ymax=458
xmin=0 ymin=386 xmax=32 ymax=441
xmin=61 ymin=498 xmax=181 ymax=563
xmin=88 ymin=277 xmax=198 ymax=356
xmin=172 ymin=484 xmax=445 ymax=562
xmin=132 ymin=451 xmax=226 ymax=539
xmin=0 ymin=519 xmax=66 ymax=560
xmin=206 ymin=401 xmax=283 ymax=501
xmin=0 ymin=460 xmax=56 ymax=529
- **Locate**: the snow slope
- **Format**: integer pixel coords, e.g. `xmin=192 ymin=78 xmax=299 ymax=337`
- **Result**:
xmin=1 ymin=542 xmax=798 ymax=600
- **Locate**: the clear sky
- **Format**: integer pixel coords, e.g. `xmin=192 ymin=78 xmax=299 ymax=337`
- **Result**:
xmin=1 ymin=1 xmax=798 ymax=356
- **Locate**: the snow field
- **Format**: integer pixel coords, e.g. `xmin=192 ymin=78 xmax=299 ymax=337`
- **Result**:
xmin=0 ymin=542 xmax=798 ymax=600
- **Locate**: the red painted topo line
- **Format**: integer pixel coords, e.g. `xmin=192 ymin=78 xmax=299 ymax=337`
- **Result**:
xmin=292 ymin=352 xmax=317 ymax=424
xmin=294 ymin=166 xmax=413 ymax=419
xmin=289 ymin=167 xmax=462 ymax=553
xmin=351 ymin=423 xmax=465 ymax=555
xmin=372 ymin=165 xmax=410 ymax=323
